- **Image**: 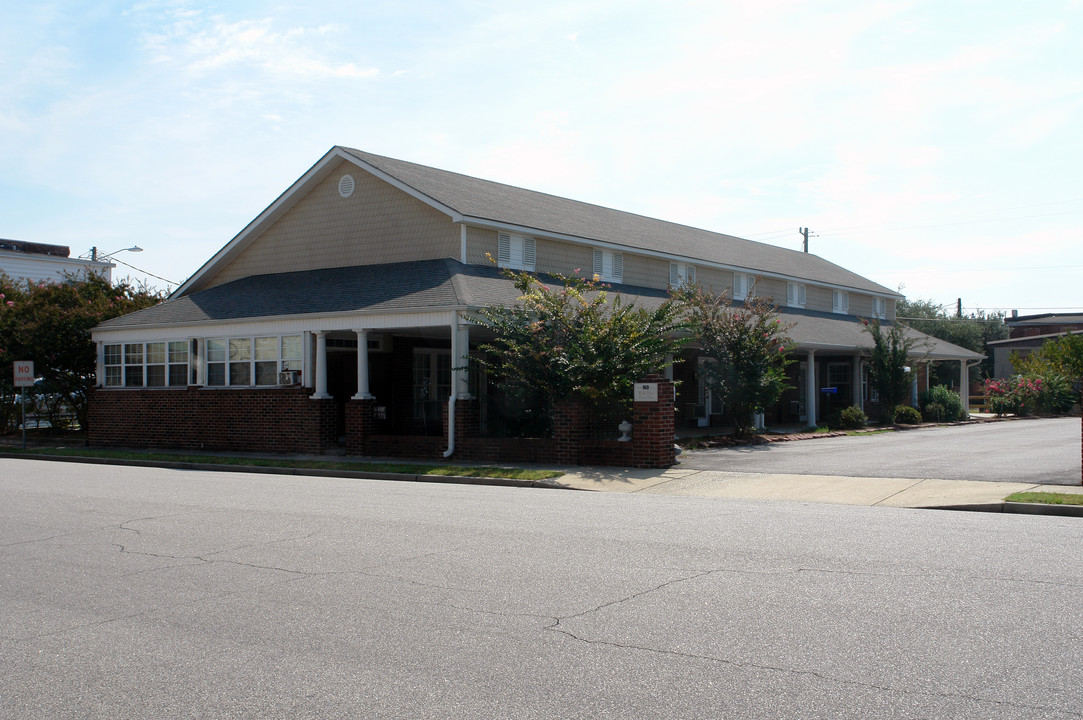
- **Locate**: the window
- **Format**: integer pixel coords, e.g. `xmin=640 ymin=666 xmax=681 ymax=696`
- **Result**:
xmin=787 ymin=282 xmax=807 ymax=308
xmin=733 ymin=272 xmax=753 ymax=300
xmin=497 ymin=233 xmax=536 ymax=271
xmin=874 ymin=297 xmax=887 ymax=319
xmin=205 ymin=335 xmax=302 ymax=387
xmin=669 ymin=263 xmax=696 ymax=288
xmin=592 ymin=249 xmax=623 ymax=282
xmin=103 ymin=341 xmax=189 ymax=388
xmin=832 ymin=290 xmax=849 ymax=314
xmin=412 ymin=350 xmax=452 ymax=423
xmin=862 ymin=364 xmax=880 ymax=403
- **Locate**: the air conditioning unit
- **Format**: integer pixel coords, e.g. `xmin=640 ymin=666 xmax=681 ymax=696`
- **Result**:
xmin=278 ymin=370 xmax=301 ymax=386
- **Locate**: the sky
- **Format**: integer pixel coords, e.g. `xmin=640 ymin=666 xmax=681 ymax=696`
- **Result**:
xmin=2 ymin=0 xmax=1081 ymax=316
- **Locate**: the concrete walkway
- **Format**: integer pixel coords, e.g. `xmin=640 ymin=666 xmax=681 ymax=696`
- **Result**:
xmin=550 ymin=465 xmax=1083 ymax=510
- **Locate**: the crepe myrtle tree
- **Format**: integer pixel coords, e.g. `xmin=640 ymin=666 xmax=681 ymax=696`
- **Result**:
xmin=0 ymin=272 xmax=162 ymax=431
xmin=674 ymin=285 xmax=795 ymax=438
xmin=469 ymin=268 xmax=688 ymax=411
xmin=863 ymin=318 xmax=923 ymax=424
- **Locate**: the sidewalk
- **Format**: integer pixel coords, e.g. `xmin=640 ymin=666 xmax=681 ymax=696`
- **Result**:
xmin=549 ymin=465 xmax=1083 ymax=512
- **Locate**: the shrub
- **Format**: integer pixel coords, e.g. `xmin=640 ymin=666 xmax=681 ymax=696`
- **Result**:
xmin=1034 ymin=373 xmax=1076 ymax=415
xmin=893 ymin=405 xmax=922 ymax=424
xmin=827 ymin=405 xmax=867 ymax=430
xmin=919 ymin=385 xmax=965 ymax=423
xmin=984 ymin=376 xmax=1045 ymax=416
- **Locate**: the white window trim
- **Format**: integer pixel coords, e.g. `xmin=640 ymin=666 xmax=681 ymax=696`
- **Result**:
xmin=497 ymin=233 xmax=536 ymax=271
xmin=204 ymin=334 xmax=304 ymax=388
xmin=874 ymin=297 xmax=887 ymax=319
xmin=103 ymin=340 xmax=191 ymax=388
xmin=733 ymin=272 xmax=754 ymax=301
xmin=593 ymin=249 xmax=623 ymax=282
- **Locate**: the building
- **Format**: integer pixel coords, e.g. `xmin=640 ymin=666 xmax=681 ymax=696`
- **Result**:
xmin=989 ymin=312 xmax=1083 ymax=378
xmin=0 ymin=239 xmax=113 ymax=284
xmin=88 ymin=146 xmax=981 ymax=464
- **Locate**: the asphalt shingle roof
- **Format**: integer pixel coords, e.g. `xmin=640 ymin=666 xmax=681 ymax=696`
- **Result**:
xmin=341 ymin=147 xmax=899 ymax=297
xmin=98 ymin=258 xmax=980 ymax=360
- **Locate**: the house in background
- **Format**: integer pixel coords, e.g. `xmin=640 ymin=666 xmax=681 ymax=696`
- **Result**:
xmin=988 ymin=312 xmax=1083 ymax=378
xmin=0 ymin=239 xmax=113 ymax=284
xmin=88 ymin=146 xmax=981 ymax=465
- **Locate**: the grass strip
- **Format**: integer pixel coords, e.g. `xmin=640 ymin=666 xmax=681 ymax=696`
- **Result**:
xmin=1 ymin=446 xmax=563 ymax=482
xmin=1004 ymin=491 xmax=1083 ymax=506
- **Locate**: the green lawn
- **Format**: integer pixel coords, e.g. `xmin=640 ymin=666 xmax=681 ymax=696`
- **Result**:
xmin=0 ymin=446 xmax=563 ymax=482
xmin=1004 ymin=491 xmax=1083 ymax=506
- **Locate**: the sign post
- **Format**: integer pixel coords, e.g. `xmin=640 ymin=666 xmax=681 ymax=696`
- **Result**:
xmin=14 ymin=361 xmax=34 ymax=450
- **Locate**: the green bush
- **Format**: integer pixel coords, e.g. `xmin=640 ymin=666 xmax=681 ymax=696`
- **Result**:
xmin=893 ymin=405 xmax=922 ymax=424
xmin=919 ymin=385 xmax=965 ymax=423
xmin=827 ymin=405 xmax=867 ymax=430
xmin=1034 ymin=373 xmax=1076 ymax=415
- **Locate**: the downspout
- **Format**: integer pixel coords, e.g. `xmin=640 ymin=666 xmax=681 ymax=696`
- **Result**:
xmin=443 ymin=314 xmax=460 ymax=458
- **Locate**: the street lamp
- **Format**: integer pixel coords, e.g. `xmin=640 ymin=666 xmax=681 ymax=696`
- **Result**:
xmin=88 ymin=246 xmax=143 ymax=262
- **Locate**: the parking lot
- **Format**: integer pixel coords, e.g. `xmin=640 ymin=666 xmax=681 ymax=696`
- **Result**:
xmin=680 ymin=417 xmax=1080 ymax=485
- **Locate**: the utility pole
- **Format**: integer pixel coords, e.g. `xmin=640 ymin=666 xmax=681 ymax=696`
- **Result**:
xmin=799 ymin=228 xmax=812 ymax=253
xmin=957 ymin=298 xmax=962 ymax=318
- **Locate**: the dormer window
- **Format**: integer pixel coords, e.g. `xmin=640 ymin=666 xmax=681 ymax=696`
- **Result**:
xmin=593 ymin=249 xmax=623 ymax=282
xmin=787 ymin=282 xmax=807 ymax=308
xmin=832 ymin=290 xmax=850 ymax=314
xmin=733 ymin=272 xmax=753 ymax=301
xmin=669 ymin=262 xmax=696 ymax=288
xmin=497 ymin=233 xmax=536 ymax=271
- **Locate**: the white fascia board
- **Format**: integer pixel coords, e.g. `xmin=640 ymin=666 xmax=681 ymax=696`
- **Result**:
xmin=342 ymin=150 xmax=463 ymax=220
xmin=458 ymin=216 xmax=900 ymax=299
xmin=92 ymin=308 xmax=467 ymax=343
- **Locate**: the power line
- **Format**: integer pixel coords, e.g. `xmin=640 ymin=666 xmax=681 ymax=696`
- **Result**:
xmin=111 ymin=257 xmax=181 ymax=287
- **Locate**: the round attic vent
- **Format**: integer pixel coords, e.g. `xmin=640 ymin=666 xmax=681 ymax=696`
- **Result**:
xmin=338 ymin=174 xmax=356 ymax=198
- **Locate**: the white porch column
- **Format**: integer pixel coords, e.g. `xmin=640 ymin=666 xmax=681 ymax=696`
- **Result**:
xmin=805 ymin=349 xmax=817 ymax=426
xmin=455 ymin=320 xmax=472 ymax=399
xmin=352 ymin=330 xmax=374 ymax=400
xmin=311 ymin=331 xmax=330 ymax=399
xmin=664 ymin=354 xmax=674 ymax=381
xmin=959 ymin=358 xmax=968 ymax=412
xmin=854 ymin=354 xmax=864 ymax=412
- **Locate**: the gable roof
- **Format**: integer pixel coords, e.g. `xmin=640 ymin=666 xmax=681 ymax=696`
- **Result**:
xmin=177 ymin=146 xmax=899 ymax=299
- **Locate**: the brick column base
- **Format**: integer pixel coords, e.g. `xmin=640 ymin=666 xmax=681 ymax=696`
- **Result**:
xmin=345 ymin=399 xmax=376 ymax=455
xmin=633 ymin=374 xmax=676 ymax=469
xmin=553 ymin=398 xmax=587 ymax=465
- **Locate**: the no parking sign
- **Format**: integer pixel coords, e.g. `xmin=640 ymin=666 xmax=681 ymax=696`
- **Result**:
xmin=14 ymin=361 xmax=34 ymax=387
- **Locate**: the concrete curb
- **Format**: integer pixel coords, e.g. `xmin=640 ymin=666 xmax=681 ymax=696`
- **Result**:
xmin=932 ymin=502 xmax=1083 ymax=518
xmin=1 ymin=452 xmax=573 ymax=491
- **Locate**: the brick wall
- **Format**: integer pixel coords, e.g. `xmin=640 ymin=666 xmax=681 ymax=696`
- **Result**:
xmin=633 ymin=374 xmax=676 ymax=468
xmin=88 ymin=387 xmax=336 ymax=454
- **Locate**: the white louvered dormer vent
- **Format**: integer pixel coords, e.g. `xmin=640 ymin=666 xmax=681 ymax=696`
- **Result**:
xmin=832 ymin=290 xmax=850 ymax=314
xmin=787 ymin=282 xmax=807 ymax=308
xmin=874 ymin=297 xmax=887 ymax=319
xmin=497 ymin=233 xmax=536 ymax=271
xmin=338 ymin=174 xmax=356 ymax=198
xmin=670 ymin=263 xmax=695 ymax=288
xmin=593 ymin=250 xmax=623 ymax=282
xmin=733 ymin=272 xmax=753 ymax=300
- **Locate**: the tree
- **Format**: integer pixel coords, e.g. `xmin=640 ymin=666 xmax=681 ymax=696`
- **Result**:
xmin=896 ymin=298 xmax=1007 ymax=384
xmin=864 ymin=319 xmax=922 ymax=424
xmin=1012 ymin=333 xmax=1083 ymax=382
xmin=469 ymin=269 xmax=687 ymax=412
xmin=675 ymin=286 xmax=794 ymax=438
xmin=0 ymin=272 xmax=162 ymax=432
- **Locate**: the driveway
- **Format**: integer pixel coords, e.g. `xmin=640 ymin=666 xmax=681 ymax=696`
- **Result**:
xmin=679 ymin=417 xmax=1081 ymax=485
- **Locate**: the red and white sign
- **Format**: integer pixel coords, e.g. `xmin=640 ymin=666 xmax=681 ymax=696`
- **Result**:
xmin=13 ymin=361 xmax=34 ymax=387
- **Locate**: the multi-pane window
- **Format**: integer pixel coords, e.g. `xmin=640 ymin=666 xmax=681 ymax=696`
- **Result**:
xmin=103 ymin=341 xmax=189 ymax=387
xmin=412 ymin=350 xmax=452 ymax=423
xmin=206 ymin=335 xmax=303 ymax=387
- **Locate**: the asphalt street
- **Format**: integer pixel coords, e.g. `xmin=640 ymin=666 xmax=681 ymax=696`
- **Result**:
xmin=680 ymin=416 xmax=1080 ymax=484
xmin=2 ymin=458 xmax=1081 ymax=719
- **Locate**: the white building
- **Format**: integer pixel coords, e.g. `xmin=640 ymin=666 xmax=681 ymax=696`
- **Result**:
xmin=0 ymin=239 xmax=113 ymax=284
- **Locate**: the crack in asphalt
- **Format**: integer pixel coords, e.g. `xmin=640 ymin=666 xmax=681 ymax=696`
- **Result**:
xmin=544 ymin=571 xmax=1083 ymax=718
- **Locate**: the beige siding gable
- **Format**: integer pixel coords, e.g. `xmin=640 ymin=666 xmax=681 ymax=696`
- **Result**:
xmin=204 ymin=161 xmax=460 ymax=288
